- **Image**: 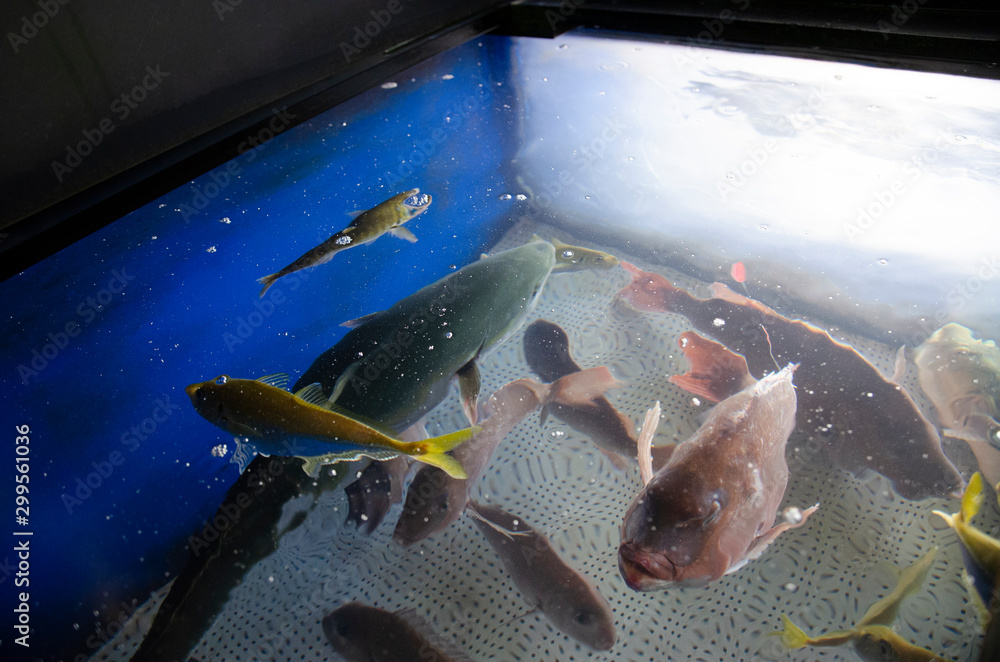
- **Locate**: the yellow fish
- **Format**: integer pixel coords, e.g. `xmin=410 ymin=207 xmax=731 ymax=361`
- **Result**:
xmin=934 ymin=471 xmax=1000 ymax=625
xmin=258 ymin=188 xmax=431 ymax=296
xmin=775 ymin=548 xmax=955 ymax=661
xmin=186 ymin=373 xmax=475 ymax=478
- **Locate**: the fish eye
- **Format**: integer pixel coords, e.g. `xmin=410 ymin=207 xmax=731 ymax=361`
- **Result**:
xmin=215 ymin=375 xmax=228 ymax=385
xmin=333 ymin=616 xmax=349 ymax=638
xmin=878 ymin=639 xmax=893 ymax=658
xmin=817 ymin=424 xmax=838 ymax=441
xmin=574 ymin=610 xmax=596 ymax=626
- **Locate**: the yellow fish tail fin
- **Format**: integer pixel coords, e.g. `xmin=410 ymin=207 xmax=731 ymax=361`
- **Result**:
xmin=257 ymin=272 xmax=280 ymax=298
xmin=410 ymin=426 xmax=480 ymax=479
xmin=961 ymin=471 xmax=984 ymax=523
xmin=778 ymin=614 xmax=810 ymax=649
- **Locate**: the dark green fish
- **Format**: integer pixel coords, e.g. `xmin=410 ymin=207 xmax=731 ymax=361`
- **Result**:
xmin=295 ymin=238 xmax=618 ymax=428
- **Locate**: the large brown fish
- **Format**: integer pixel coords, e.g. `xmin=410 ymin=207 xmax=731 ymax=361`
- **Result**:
xmin=523 ymin=319 xmax=637 ymax=468
xmin=394 ymin=367 xmax=621 ymax=545
xmin=617 ymin=261 xmax=963 ymax=500
xmin=322 ymin=602 xmax=471 ymax=662
xmin=915 ymin=323 xmax=1000 ymax=487
xmin=468 ymin=501 xmax=617 ymax=651
xmin=619 ymin=332 xmax=817 ymax=590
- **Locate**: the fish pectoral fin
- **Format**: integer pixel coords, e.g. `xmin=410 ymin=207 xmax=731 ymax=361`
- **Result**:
xmin=388 ymin=225 xmax=418 ymax=243
xmin=457 ymin=358 xmax=482 ymax=427
xmin=329 ymin=362 xmax=365 ymax=404
xmin=747 ymin=503 xmax=820 ymax=562
xmin=256 ymin=373 xmax=290 ymax=390
xmin=230 ymin=439 xmax=257 ymax=474
xmin=637 ymin=401 xmax=661 ymax=486
xmin=339 ymin=310 xmax=384 ymax=328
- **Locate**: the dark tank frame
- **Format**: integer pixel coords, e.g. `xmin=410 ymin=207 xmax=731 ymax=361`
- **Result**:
xmin=0 ymin=1 xmax=997 ymax=282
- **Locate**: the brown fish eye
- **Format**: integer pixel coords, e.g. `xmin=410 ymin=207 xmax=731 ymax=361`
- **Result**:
xmin=574 ymin=610 xmax=595 ymax=626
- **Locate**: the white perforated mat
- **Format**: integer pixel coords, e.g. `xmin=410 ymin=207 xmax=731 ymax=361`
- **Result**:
xmin=97 ymin=221 xmax=987 ymax=661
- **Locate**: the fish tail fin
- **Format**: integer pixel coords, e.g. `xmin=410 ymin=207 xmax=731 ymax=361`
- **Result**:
xmin=617 ymin=261 xmax=684 ymax=313
xmin=411 ymin=426 xmax=480 ymax=479
xmin=961 ymin=471 xmax=984 ymax=523
xmin=668 ymin=331 xmax=755 ymax=403
xmin=257 ymin=273 xmax=280 ymax=297
xmin=777 ymin=614 xmax=810 ymax=649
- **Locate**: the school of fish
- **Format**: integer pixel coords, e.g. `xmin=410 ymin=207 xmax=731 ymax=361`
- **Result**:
xmin=136 ymin=187 xmax=997 ymax=661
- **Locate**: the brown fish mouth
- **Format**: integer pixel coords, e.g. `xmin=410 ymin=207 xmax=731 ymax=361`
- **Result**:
xmin=618 ymin=544 xmax=677 ymax=591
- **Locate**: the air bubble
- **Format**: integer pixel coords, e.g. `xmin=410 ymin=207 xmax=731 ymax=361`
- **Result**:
xmin=498 ymin=193 xmax=512 ymax=201
xmin=549 ymin=429 xmax=566 ymax=439
xmin=381 ymin=82 xmax=398 ymax=89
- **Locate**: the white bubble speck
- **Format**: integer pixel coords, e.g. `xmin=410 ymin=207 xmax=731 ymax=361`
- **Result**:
xmin=206 ymin=246 xmax=217 ymax=253
xmin=713 ymin=317 xmax=726 ymax=327
xmin=219 ymin=217 xmax=231 ymax=224
xmin=445 ymin=332 xmax=453 ymax=339
xmin=441 ymin=74 xmax=455 ymax=80
xmin=691 ymin=397 xmax=702 ymax=407
xmin=336 ymin=236 xmax=352 ymax=245
xmin=783 ymin=582 xmax=798 ymax=592
xmin=381 ymin=82 xmax=398 ymax=89
xmin=211 ymin=444 xmax=228 ymax=458
xmin=515 ymin=194 xmax=527 ymax=201
xmin=549 ymin=429 xmax=566 ymax=440
xmin=782 ymin=507 xmax=803 ymax=525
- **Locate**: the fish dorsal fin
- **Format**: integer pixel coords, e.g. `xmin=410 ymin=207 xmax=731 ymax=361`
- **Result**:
xmin=256 ymin=373 xmax=290 ymax=390
xmin=293 ymin=383 xmax=330 ymax=407
xmin=892 ymin=346 xmax=908 ymax=383
xmin=637 ymin=401 xmax=661 ymax=486
xmin=339 ymin=310 xmax=383 ymax=328
xmin=466 ymin=501 xmax=534 ymax=539
xmin=345 ymin=209 xmax=366 ymax=220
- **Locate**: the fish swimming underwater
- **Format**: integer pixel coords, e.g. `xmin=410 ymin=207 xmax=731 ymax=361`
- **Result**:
xmin=295 ymin=238 xmax=620 ymax=430
xmin=916 ymin=323 xmax=1000 ymax=486
xmin=777 ymin=548 xmax=956 ymax=662
xmin=541 ymin=235 xmax=621 ymax=271
xmin=523 ymin=319 xmax=637 ymax=469
xmin=619 ymin=333 xmax=817 ymax=590
xmin=257 ymin=188 xmax=431 ymax=297
xmin=617 ymin=261 xmax=963 ymax=501
xmin=467 ymin=500 xmax=617 ymax=651
xmin=933 ymin=472 xmax=1000 ymax=626
xmin=393 ymin=367 xmax=621 ymax=545
xmin=323 ymin=602 xmax=472 ymax=662
xmin=185 ymin=373 xmax=475 ymax=478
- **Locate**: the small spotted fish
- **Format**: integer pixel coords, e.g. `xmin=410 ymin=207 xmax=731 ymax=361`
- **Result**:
xmin=257 ymin=188 xmax=431 ymax=296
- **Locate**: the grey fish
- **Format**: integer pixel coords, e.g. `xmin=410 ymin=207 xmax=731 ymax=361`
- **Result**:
xmin=523 ymin=319 xmax=637 ymax=468
xmin=468 ymin=500 xmax=617 ymax=651
xmin=258 ymin=188 xmax=431 ymax=297
xmin=915 ymin=323 xmax=1000 ymax=487
xmin=323 ymin=602 xmax=471 ymax=662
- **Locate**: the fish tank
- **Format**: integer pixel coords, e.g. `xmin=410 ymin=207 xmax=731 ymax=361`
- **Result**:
xmin=2 ymin=5 xmax=999 ymax=662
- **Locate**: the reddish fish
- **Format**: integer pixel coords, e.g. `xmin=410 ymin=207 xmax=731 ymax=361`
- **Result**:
xmin=619 ymin=332 xmax=817 ymax=590
xmin=617 ymin=261 xmax=963 ymax=501
xmin=393 ymin=367 xmax=622 ymax=545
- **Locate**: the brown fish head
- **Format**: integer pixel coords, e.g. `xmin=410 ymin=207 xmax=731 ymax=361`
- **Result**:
xmin=618 ymin=471 xmax=733 ymax=591
xmin=322 ymin=603 xmax=375 ymax=659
